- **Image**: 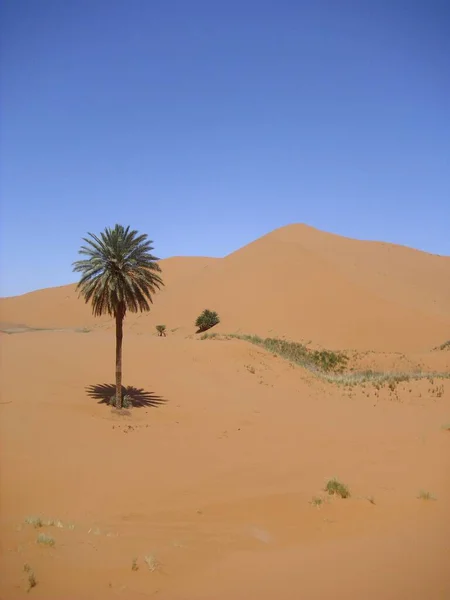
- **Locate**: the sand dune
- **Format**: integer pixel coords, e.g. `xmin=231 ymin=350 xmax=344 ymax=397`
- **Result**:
xmin=1 ymin=224 xmax=449 ymax=351
xmin=1 ymin=224 xmax=449 ymax=598
xmin=0 ymin=331 xmax=449 ymax=598
xmin=0 ymin=256 xmax=217 ymax=331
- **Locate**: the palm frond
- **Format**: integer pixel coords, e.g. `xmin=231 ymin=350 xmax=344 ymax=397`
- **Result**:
xmin=72 ymin=224 xmax=164 ymax=317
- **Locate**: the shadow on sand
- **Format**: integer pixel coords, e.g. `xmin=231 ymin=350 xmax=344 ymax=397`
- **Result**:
xmin=86 ymin=383 xmax=166 ymax=408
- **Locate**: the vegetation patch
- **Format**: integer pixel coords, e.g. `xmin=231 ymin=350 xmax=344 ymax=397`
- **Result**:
xmin=435 ymin=340 xmax=450 ymax=351
xmin=36 ymin=533 xmax=55 ymax=547
xmin=417 ymin=490 xmax=436 ymax=501
xmin=201 ymin=333 xmax=450 ymax=386
xmin=195 ymin=309 xmax=220 ymax=333
xmin=201 ymin=333 xmax=347 ymax=373
xmin=131 ymin=557 xmax=139 ymax=571
xmin=310 ymin=496 xmax=324 ymax=507
xmin=156 ymin=324 xmax=167 ymax=337
xmin=24 ymin=564 xmax=37 ymax=592
xmin=325 ymin=478 xmax=350 ymax=499
xmin=25 ymin=516 xmax=43 ymax=529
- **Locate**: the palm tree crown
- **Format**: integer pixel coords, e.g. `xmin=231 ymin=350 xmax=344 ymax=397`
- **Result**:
xmin=72 ymin=224 xmax=164 ymax=317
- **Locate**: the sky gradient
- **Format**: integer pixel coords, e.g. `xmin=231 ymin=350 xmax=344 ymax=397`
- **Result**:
xmin=1 ymin=0 xmax=449 ymax=296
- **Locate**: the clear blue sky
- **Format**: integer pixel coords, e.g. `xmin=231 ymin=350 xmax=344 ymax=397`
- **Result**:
xmin=1 ymin=0 xmax=449 ymax=296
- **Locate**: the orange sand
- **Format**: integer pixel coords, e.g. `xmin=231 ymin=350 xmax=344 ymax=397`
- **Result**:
xmin=1 ymin=224 xmax=449 ymax=598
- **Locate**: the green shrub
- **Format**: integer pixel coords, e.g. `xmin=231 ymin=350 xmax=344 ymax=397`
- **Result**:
xmin=156 ymin=325 xmax=167 ymax=337
xmin=324 ymin=478 xmax=350 ymax=499
xmin=195 ymin=309 xmax=220 ymax=333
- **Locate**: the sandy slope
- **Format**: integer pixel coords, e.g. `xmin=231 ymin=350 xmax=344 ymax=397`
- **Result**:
xmin=1 ymin=224 xmax=449 ymax=351
xmin=1 ymin=225 xmax=449 ymax=597
xmin=0 ymin=331 xmax=449 ymax=598
xmin=0 ymin=256 xmax=218 ymax=331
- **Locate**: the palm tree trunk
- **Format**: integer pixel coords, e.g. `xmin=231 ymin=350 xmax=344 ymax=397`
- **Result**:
xmin=115 ymin=310 xmax=123 ymax=409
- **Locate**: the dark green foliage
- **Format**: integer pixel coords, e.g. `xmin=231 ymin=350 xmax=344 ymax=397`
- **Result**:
xmin=72 ymin=225 xmax=163 ymax=317
xmin=195 ymin=309 xmax=220 ymax=333
xmin=311 ymin=349 xmax=348 ymax=372
xmin=325 ymin=478 xmax=350 ymax=498
xmin=156 ymin=324 xmax=167 ymax=336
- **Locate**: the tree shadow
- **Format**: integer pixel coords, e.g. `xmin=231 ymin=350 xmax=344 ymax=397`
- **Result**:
xmin=86 ymin=383 xmax=166 ymax=408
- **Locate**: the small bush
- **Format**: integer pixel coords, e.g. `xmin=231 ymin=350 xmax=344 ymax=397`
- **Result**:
xmin=25 ymin=516 xmax=43 ymax=528
xmin=25 ymin=565 xmax=37 ymax=592
xmin=37 ymin=533 xmax=55 ymax=546
xmin=417 ymin=490 xmax=436 ymax=501
xmin=325 ymin=478 xmax=350 ymax=499
xmin=156 ymin=325 xmax=167 ymax=337
xmin=311 ymin=349 xmax=348 ymax=373
xmin=195 ymin=309 xmax=220 ymax=333
xmin=310 ymin=496 xmax=324 ymax=507
xmin=131 ymin=557 xmax=139 ymax=571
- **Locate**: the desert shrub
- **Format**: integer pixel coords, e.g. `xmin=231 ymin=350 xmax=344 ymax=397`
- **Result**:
xmin=417 ymin=490 xmax=436 ymax=500
xmin=195 ymin=309 xmax=220 ymax=333
xmin=37 ymin=533 xmax=55 ymax=546
xmin=156 ymin=325 xmax=166 ymax=337
xmin=311 ymin=349 xmax=348 ymax=372
xmin=262 ymin=338 xmax=347 ymax=373
xmin=324 ymin=477 xmax=350 ymax=499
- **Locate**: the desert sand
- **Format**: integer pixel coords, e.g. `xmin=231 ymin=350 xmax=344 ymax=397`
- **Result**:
xmin=0 ymin=224 xmax=449 ymax=599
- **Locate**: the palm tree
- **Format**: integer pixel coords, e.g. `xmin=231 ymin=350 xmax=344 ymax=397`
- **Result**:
xmin=73 ymin=225 xmax=164 ymax=409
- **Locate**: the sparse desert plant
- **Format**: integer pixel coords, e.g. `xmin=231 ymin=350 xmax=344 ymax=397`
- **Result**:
xmin=131 ymin=557 xmax=139 ymax=571
xmin=367 ymin=496 xmax=376 ymax=505
xmin=73 ymin=225 xmax=164 ymax=409
xmin=25 ymin=516 xmax=43 ymax=528
xmin=144 ymin=554 xmax=160 ymax=572
xmin=441 ymin=423 xmax=450 ymax=431
xmin=26 ymin=567 xmax=37 ymax=592
xmin=417 ymin=490 xmax=436 ymax=501
xmin=435 ymin=340 xmax=450 ymax=351
xmin=37 ymin=533 xmax=55 ymax=546
xmin=156 ymin=324 xmax=167 ymax=337
xmin=200 ymin=332 xmax=450 ymax=385
xmin=325 ymin=477 xmax=350 ymax=499
xmin=195 ymin=309 xmax=220 ymax=333
xmin=310 ymin=496 xmax=324 ymax=507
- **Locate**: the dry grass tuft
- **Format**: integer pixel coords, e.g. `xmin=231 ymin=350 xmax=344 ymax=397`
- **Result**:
xmin=325 ymin=477 xmax=351 ymax=499
xmin=36 ymin=533 xmax=55 ymax=547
